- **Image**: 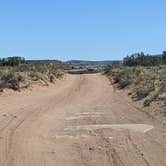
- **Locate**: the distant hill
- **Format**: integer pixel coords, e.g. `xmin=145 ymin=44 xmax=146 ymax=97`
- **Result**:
xmin=66 ymin=60 xmax=122 ymax=68
xmin=25 ymin=60 xmax=74 ymax=70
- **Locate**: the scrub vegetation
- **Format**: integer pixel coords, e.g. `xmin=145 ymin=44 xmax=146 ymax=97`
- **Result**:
xmin=105 ymin=51 xmax=166 ymax=109
xmin=0 ymin=57 xmax=71 ymax=92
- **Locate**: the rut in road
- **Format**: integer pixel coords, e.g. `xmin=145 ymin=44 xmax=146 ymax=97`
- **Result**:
xmin=0 ymin=73 xmax=166 ymax=166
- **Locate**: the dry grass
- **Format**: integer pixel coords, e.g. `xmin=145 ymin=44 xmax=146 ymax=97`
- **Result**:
xmin=105 ymin=65 xmax=166 ymax=107
xmin=0 ymin=64 xmax=64 ymax=91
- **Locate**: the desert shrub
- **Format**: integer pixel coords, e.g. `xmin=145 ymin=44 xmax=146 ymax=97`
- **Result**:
xmin=0 ymin=64 xmax=64 ymax=91
xmin=136 ymin=81 xmax=155 ymax=100
xmin=113 ymin=76 xmax=120 ymax=84
xmin=118 ymin=79 xmax=131 ymax=89
xmin=105 ymin=57 xmax=166 ymax=112
xmin=159 ymin=79 xmax=166 ymax=92
xmin=143 ymin=93 xmax=159 ymax=107
xmin=0 ymin=57 xmax=68 ymax=92
xmin=144 ymin=99 xmax=151 ymax=107
xmin=136 ymin=88 xmax=150 ymax=100
xmin=0 ymin=72 xmax=21 ymax=90
xmin=109 ymin=67 xmax=143 ymax=88
xmin=29 ymin=72 xmax=42 ymax=81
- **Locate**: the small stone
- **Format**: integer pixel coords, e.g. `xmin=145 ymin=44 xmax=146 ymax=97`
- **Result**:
xmin=89 ymin=147 xmax=94 ymax=151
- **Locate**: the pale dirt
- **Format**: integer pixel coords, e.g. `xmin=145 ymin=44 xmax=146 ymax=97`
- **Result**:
xmin=0 ymin=73 xmax=166 ymax=166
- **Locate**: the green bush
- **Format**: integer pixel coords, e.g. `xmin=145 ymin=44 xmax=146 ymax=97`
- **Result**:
xmin=144 ymin=99 xmax=151 ymax=107
xmin=143 ymin=93 xmax=159 ymax=107
xmin=136 ymin=89 xmax=150 ymax=100
xmin=1 ymin=73 xmax=20 ymax=90
xmin=118 ymin=79 xmax=131 ymax=89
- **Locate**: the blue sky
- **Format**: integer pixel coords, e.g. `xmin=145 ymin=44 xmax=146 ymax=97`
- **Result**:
xmin=0 ymin=0 xmax=166 ymax=61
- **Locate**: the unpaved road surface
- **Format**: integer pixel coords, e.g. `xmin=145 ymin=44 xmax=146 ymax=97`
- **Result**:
xmin=0 ymin=73 xmax=166 ymax=166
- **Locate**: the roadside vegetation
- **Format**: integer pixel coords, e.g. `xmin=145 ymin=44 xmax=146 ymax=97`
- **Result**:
xmin=0 ymin=57 xmax=70 ymax=92
xmin=105 ymin=51 xmax=166 ymax=111
xmin=123 ymin=51 xmax=166 ymax=66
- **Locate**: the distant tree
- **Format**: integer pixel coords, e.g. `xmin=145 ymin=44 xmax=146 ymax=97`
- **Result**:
xmin=0 ymin=56 xmax=25 ymax=66
xmin=123 ymin=52 xmax=163 ymax=66
xmin=162 ymin=51 xmax=166 ymax=64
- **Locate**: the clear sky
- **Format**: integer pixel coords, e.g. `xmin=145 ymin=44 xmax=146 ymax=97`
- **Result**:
xmin=0 ymin=0 xmax=166 ymax=61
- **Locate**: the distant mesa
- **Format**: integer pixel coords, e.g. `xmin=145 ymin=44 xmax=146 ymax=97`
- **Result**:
xmin=66 ymin=60 xmax=122 ymax=68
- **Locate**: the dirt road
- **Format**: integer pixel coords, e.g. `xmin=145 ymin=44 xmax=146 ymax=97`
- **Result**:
xmin=0 ymin=73 xmax=166 ymax=166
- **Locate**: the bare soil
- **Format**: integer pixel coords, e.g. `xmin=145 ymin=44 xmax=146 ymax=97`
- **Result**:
xmin=0 ymin=73 xmax=166 ymax=166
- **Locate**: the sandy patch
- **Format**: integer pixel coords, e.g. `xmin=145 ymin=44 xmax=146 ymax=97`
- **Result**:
xmin=64 ymin=124 xmax=154 ymax=133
